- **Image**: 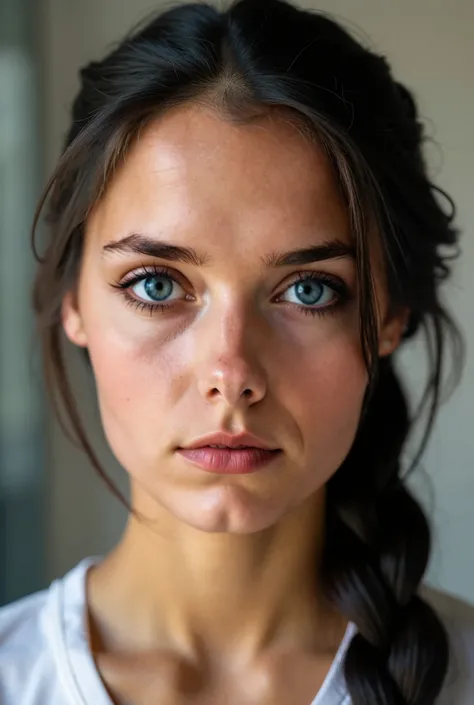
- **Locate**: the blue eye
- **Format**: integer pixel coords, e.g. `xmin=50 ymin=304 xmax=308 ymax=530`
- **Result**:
xmin=281 ymin=276 xmax=338 ymax=309
xmin=114 ymin=267 xmax=348 ymax=318
xmin=130 ymin=274 xmax=183 ymax=303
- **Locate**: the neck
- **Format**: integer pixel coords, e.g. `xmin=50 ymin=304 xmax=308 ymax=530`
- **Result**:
xmin=88 ymin=488 xmax=344 ymax=661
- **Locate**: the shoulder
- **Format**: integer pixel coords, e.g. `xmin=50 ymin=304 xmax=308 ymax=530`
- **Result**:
xmin=421 ymin=584 xmax=474 ymax=705
xmin=0 ymin=558 xmax=95 ymax=705
xmin=0 ymin=587 xmax=50 ymax=649
xmin=0 ymin=587 xmax=57 ymax=702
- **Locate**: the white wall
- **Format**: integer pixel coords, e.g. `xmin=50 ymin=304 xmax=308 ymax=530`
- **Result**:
xmin=41 ymin=0 xmax=474 ymax=602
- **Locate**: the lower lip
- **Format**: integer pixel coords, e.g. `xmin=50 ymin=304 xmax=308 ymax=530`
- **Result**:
xmin=177 ymin=447 xmax=281 ymax=474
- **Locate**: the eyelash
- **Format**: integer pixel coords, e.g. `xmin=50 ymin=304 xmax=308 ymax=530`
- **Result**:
xmin=111 ymin=264 xmax=351 ymax=318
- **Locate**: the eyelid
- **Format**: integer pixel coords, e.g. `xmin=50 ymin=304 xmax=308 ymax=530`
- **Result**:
xmin=274 ymin=270 xmax=350 ymax=298
xmin=118 ymin=263 xmax=183 ymax=286
xmin=116 ymin=262 xmax=348 ymax=287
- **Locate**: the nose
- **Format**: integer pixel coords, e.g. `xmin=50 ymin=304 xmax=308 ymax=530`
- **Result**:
xmin=196 ymin=311 xmax=267 ymax=409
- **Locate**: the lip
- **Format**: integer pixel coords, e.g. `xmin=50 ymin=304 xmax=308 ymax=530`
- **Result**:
xmin=182 ymin=432 xmax=278 ymax=451
xmin=177 ymin=432 xmax=282 ymax=475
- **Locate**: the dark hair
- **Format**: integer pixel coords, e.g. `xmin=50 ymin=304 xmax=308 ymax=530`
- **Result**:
xmin=32 ymin=0 xmax=464 ymax=702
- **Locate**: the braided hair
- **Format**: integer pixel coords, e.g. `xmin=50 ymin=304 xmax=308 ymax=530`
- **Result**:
xmin=32 ymin=1 xmax=463 ymax=702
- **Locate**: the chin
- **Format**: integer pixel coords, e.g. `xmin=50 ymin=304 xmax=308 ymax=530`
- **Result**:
xmin=164 ymin=485 xmax=286 ymax=534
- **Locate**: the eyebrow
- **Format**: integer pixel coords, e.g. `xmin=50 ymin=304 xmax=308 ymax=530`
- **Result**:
xmin=102 ymin=233 xmax=355 ymax=267
xmin=263 ymin=239 xmax=355 ymax=267
xmin=102 ymin=234 xmax=209 ymax=267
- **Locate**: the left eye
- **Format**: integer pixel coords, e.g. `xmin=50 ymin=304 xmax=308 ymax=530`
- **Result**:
xmin=280 ymin=277 xmax=337 ymax=308
xmin=131 ymin=275 xmax=185 ymax=303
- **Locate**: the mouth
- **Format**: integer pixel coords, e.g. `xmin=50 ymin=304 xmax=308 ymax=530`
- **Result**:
xmin=177 ymin=446 xmax=282 ymax=474
xmin=177 ymin=431 xmax=282 ymax=474
xmin=181 ymin=431 xmax=278 ymax=451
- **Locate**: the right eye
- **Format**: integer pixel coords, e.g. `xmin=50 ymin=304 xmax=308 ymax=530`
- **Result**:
xmin=130 ymin=273 xmax=185 ymax=304
xmin=112 ymin=264 xmax=191 ymax=313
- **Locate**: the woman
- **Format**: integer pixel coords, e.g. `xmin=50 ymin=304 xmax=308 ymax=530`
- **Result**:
xmin=0 ymin=0 xmax=472 ymax=703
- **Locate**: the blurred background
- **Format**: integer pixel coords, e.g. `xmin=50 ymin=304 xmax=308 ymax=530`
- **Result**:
xmin=0 ymin=0 xmax=472 ymax=606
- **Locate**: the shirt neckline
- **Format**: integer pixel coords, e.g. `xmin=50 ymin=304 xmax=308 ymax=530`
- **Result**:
xmin=48 ymin=557 xmax=112 ymax=705
xmin=47 ymin=558 xmax=352 ymax=705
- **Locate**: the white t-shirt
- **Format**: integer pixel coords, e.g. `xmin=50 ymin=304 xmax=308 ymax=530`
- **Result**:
xmin=0 ymin=558 xmax=473 ymax=704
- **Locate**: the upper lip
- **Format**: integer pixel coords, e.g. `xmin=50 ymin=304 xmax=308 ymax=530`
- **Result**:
xmin=181 ymin=432 xmax=279 ymax=451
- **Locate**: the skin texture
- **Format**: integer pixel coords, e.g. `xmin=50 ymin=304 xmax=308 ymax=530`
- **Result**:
xmin=62 ymin=104 xmax=405 ymax=704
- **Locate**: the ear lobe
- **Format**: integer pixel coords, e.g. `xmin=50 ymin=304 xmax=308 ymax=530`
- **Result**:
xmin=61 ymin=291 xmax=88 ymax=348
xmin=378 ymin=308 xmax=410 ymax=357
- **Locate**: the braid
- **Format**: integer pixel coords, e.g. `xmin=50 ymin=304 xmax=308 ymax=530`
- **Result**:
xmin=323 ymin=360 xmax=449 ymax=704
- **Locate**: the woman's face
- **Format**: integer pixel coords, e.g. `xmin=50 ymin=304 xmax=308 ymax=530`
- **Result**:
xmin=63 ymin=105 xmax=401 ymax=533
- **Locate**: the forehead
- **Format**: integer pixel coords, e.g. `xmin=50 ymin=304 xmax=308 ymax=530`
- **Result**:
xmin=88 ymin=104 xmax=350 ymax=250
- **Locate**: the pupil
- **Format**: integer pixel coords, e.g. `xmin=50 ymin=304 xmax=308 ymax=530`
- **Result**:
xmin=144 ymin=276 xmax=172 ymax=301
xmin=296 ymin=280 xmax=323 ymax=305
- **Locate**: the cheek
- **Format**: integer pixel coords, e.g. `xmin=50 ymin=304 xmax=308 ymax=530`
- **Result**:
xmin=280 ymin=334 xmax=367 ymax=465
xmin=85 ymin=329 xmax=184 ymax=435
xmin=79 ymin=298 xmax=189 ymax=467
